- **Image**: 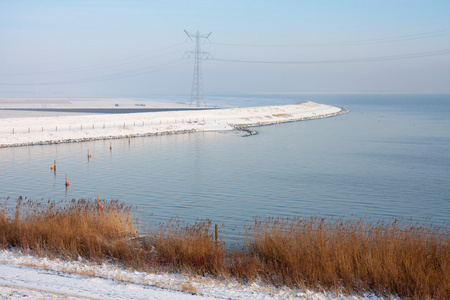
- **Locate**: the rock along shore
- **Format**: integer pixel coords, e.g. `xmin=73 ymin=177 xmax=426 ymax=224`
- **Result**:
xmin=232 ymin=105 xmax=349 ymax=136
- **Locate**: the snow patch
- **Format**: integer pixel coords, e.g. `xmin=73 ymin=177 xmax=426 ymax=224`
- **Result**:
xmin=0 ymin=250 xmax=389 ymax=300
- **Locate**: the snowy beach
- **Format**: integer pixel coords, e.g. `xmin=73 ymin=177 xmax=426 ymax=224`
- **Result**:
xmin=0 ymin=249 xmax=385 ymax=300
xmin=0 ymin=101 xmax=347 ymax=148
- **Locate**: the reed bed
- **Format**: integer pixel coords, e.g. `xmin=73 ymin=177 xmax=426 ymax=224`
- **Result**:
xmin=0 ymin=197 xmax=137 ymax=260
xmin=146 ymin=219 xmax=226 ymax=275
xmin=1 ymin=198 xmax=448 ymax=299
xmin=244 ymin=217 xmax=449 ymax=299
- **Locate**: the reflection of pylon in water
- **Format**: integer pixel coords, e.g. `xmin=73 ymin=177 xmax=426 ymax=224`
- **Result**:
xmin=184 ymin=30 xmax=212 ymax=107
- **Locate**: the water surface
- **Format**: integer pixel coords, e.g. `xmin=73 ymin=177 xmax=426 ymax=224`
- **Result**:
xmin=1 ymin=94 xmax=449 ymax=241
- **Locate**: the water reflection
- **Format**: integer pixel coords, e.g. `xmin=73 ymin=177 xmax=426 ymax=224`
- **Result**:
xmin=1 ymin=95 xmax=449 ymax=242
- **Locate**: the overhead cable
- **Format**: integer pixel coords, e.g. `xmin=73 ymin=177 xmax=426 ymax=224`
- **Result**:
xmin=0 ymin=59 xmax=189 ymax=86
xmin=212 ymin=48 xmax=450 ymax=64
xmin=213 ymin=30 xmax=450 ymax=48
xmin=0 ymin=43 xmax=186 ymax=76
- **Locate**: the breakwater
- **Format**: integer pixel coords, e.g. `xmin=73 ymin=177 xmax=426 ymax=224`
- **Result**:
xmin=232 ymin=106 xmax=350 ymax=136
xmin=0 ymin=129 xmax=197 ymax=148
xmin=0 ymin=103 xmax=349 ymax=147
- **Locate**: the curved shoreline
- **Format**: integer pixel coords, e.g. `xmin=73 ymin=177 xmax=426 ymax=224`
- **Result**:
xmin=0 ymin=102 xmax=349 ymax=148
xmin=232 ymin=105 xmax=350 ymax=136
xmin=0 ymin=129 xmax=198 ymax=148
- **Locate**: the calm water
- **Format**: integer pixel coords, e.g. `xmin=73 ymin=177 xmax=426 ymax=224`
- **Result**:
xmin=1 ymin=94 xmax=449 ymax=240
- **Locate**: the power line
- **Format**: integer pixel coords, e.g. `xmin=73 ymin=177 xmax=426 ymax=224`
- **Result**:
xmin=2 ymin=48 xmax=449 ymax=87
xmin=2 ymin=35 xmax=449 ymax=89
xmin=213 ymin=29 xmax=450 ymax=48
xmin=212 ymin=48 xmax=450 ymax=65
xmin=0 ymin=59 xmax=189 ymax=86
xmin=0 ymin=43 xmax=186 ymax=76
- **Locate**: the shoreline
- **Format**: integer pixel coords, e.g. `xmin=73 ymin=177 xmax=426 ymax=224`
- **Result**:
xmin=232 ymin=105 xmax=350 ymax=136
xmin=0 ymin=101 xmax=349 ymax=148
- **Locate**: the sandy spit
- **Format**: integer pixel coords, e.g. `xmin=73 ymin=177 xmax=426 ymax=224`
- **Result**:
xmin=0 ymin=101 xmax=349 ymax=148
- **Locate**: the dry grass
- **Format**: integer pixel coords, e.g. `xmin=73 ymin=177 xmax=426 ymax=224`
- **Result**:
xmin=1 ymin=198 xmax=448 ymax=299
xmin=179 ymin=282 xmax=198 ymax=294
xmin=0 ymin=197 xmax=137 ymax=260
xmin=146 ymin=218 xmax=226 ymax=276
xmin=244 ymin=217 xmax=449 ymax=299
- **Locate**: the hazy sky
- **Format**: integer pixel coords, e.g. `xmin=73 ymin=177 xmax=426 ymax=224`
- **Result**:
xmin=1 ymin=0 xmax=449 ymax=97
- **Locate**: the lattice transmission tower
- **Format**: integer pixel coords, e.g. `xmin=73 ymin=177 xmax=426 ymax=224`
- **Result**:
xmin=184 ymin=30 xmax=212 ymax=107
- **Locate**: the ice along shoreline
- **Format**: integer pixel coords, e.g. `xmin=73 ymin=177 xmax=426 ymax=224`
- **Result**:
xmin=0 ymin=101 xmax=349 ymax=148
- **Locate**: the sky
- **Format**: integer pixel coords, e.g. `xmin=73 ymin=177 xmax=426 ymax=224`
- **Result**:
xmin=0 ymin=0 xmax=449 ymax=97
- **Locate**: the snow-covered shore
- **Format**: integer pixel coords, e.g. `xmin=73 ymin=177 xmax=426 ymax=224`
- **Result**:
xmin=0 ymin=101 xmax=348 ymax=148
xmin=0 ymin=249 xmax=385 ymax=300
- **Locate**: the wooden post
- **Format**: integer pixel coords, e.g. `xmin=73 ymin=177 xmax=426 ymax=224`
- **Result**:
xmin=53 ymin=160 xmax=56 ymax=171
xmin=65 ymin=173 xmax=68 ymax=186
xmin=87 ymin=149 xmax=90 ymax=160
xmin=97 ymin=194 xmax=100 ymax=218
xmin=109 ymin=142 xmax=112 ymax=150
xmin=215 ymin=224 xmax=218 ymax=243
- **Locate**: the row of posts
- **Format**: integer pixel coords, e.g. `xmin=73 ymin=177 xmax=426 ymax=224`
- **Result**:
xmin=9 ymin=117 xmax=211 ymax=134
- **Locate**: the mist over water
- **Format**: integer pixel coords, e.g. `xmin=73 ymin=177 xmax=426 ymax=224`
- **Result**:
xmin=1 ymin=94 xmax=449 ymax=242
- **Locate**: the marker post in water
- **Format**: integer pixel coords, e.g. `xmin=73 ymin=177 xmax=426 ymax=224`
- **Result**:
xmin=65 ymin=174 xmax=70 ymax=188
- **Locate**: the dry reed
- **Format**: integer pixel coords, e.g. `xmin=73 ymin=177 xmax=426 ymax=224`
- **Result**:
xmin=244 ymin=216 xmax=449 ymax=299
xmin=0 ymin=197 xmax=136 ymax=260
xmin=147 ymin=218 xmax=226 ymax=276
xmin=1 ymin=198 xmax=448 ymax=299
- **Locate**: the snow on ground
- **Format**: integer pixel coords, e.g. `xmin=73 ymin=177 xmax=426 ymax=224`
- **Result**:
xmin=0 ymin=250 xmax=387 ymax=300
xmin=0 ymin=101 xmax=346 ymax=147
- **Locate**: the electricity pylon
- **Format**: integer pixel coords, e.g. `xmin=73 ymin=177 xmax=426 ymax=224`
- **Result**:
xmin=184 ymin=30 xmax=212 ymax=107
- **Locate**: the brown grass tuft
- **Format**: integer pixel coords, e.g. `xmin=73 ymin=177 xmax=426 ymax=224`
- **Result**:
xmin=179 ymin=282 xmax=198 ymax=294
xmin=148 ymin=218 xmax=226 ymax=276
